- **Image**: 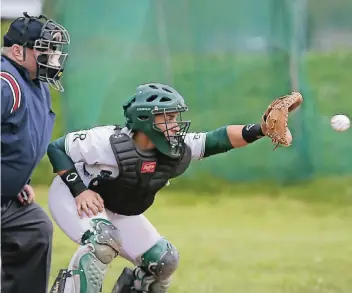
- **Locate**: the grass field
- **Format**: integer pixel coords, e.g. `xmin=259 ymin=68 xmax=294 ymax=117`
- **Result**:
xmin=34 ymin=178 xmax=352 ymax=293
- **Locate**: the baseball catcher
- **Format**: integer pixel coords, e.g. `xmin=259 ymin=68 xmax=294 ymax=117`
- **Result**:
xmin=47 ymin=84 xmax=303 ymax=293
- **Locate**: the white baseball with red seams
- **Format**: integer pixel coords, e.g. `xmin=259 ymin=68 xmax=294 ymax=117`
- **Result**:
xmin=330 ymin=114 xmax=350 ymax=132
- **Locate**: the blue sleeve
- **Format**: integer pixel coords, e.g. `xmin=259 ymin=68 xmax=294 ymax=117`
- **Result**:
xmin=1 ymin=82 xmax=14 ymax=121
xmin=1 ymin=72 xmax=22 ymax=120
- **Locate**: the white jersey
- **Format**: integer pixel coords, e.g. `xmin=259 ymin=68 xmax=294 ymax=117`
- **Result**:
xmin=65 ymin=125 xmax=206 ymax=182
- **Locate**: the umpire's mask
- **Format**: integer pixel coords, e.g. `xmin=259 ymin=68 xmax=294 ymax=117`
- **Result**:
xmin=33 ymin=19 xmax=70 ymax=92
xmin=3 ymin=12 xmax=70 ymax=92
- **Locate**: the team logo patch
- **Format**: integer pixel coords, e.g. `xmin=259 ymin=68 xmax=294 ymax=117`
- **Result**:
xmin=141 ymin=162 xmax=157 ymax=173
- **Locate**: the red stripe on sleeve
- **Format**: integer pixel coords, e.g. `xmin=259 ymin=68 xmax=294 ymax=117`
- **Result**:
xmin=1 ymin=72 xmax=22 ymax=113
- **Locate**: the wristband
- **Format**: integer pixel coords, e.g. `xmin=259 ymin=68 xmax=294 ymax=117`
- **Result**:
xmin=242 ymin=124 xmax=264 ymax=143
xmin=60 ymin=168 xmax=88 ymax=197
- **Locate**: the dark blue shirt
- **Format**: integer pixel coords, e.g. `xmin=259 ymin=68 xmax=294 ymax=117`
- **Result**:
xmin=1 ymin=56 xmax=55 ymax=202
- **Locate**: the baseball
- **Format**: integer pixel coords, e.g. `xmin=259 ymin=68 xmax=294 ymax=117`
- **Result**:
xmin=330 ymin=114 xmax=350 ymax=132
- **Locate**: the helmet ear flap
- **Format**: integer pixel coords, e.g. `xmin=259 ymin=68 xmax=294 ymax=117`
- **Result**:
xmin=123 ymin=96 xmax=140 ymax=129
xmin=123 ymin=96 xmax=136 ymax=112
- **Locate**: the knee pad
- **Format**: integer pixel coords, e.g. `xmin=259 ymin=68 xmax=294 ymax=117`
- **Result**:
xmin=50 ymin=218 xmax=122 ymax=293
xmin=140 ymin=238 xmax=179 ymax=280
xmin=119 ymin=238 xmax=179 ymax=293
xmin=81 ymin=218 xmax=122 ymax=264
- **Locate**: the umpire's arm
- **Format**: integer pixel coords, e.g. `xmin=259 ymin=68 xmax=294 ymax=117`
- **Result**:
xmin=1 ymin=79 xmax=16 ymax=121
xmin=1 ymin=79 xmax=24 ymax=198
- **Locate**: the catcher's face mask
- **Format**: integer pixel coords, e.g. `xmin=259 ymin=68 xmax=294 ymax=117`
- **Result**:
xmin=33 ymin=20 xmax=70 ymax=92
xmin=152 ymin=108 xmax=191 ymax=158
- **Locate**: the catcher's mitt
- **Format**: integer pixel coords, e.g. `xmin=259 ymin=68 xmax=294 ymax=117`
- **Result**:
xmin=261 ymin=91 xmax=303 ymax=149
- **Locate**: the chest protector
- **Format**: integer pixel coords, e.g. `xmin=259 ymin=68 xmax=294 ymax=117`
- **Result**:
xmin=88 ymin=130 xmax=192 ymax=216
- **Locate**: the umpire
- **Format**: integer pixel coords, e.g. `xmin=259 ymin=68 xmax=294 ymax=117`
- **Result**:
xmin=1 ymin=13 xmax=70 ymax=293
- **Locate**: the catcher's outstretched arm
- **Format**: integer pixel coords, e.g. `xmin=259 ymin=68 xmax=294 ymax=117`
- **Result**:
xmin=200 ymin=91 xmax=303 ymax=158
xmin=228 ymin=124 xmax=264 ymax=148
xmin=203 ymin=124 xmax=264 ymax=158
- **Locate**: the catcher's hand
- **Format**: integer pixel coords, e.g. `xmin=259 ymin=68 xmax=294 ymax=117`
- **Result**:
xmin=261 ymin=91 xmax=303 ymax=149
xmin=75 ymin=190 xmax=104 ymax=218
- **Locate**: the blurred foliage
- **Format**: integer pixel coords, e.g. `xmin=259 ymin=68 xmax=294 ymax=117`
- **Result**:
xmin=28 ymin=51 xmax=352 ymax=187
xmin=2 ymin=0 xmax=352 ymax=187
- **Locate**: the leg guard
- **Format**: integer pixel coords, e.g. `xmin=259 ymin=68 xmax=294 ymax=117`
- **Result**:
xmin=50 ymin=218 xmax=122 ymax=293
xmin=112 ymin=238 xmax=179 ymax=293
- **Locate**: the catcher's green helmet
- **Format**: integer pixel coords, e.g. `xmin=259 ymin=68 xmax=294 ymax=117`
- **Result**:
xmin=123 ymin=83 xmax=191 ymax=158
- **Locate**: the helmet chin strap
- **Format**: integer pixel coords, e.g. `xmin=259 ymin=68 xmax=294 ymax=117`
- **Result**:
xmin=19 ymin=13 xmax=32 ymax=62
xmin=22 ymin=47 xmax=27 ymax=62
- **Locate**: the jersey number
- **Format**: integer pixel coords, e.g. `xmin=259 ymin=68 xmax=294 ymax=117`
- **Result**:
xmin=73 ymin=132 xmax=87 ymax=142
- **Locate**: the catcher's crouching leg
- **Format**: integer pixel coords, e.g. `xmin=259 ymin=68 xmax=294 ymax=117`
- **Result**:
xmin=50 ymin=218 xmax=122 ymax=293
xmin=112 ymin=238 xmax=179 ymax=293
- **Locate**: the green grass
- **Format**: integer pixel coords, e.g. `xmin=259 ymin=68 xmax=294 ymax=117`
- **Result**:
xmin=34 ymin=179 xmax=352 ymax=293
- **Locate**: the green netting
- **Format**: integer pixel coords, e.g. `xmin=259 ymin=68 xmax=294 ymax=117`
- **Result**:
xmin=48 ymin=0 xmax=352 ymax=182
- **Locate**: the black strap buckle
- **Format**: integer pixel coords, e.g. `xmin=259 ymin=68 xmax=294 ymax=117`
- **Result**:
xmin=49 ymin=269 xmax=73 ymax=293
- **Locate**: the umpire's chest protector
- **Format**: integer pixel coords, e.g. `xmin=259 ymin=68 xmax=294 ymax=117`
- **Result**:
xmin=88 ymin=131 xmax=192 ymax=216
